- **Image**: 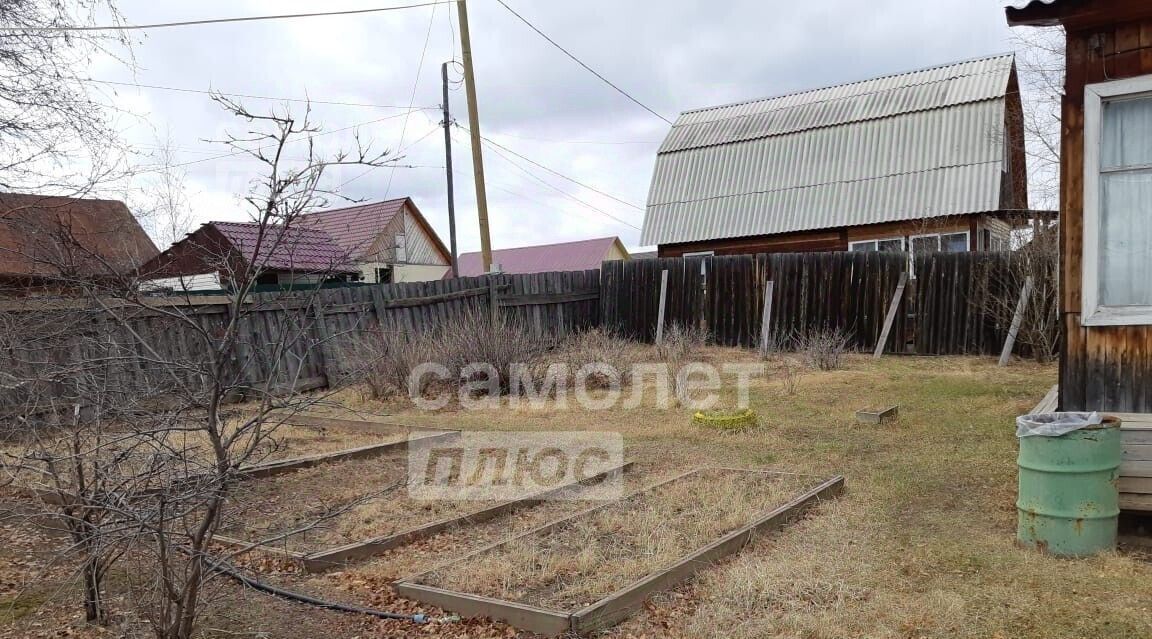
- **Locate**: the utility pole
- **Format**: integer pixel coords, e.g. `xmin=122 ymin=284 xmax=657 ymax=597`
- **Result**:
xmin=456 ymin=0 xmax=493 ymax=273
xmin=441 ymin=62 xmax=459 ymax=278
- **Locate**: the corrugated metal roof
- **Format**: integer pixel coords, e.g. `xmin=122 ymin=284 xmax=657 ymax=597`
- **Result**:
xmin=456 ymin=237 xmax=622 ymax=277
xmin=641 ymin=54 xmax=1016 ymax=246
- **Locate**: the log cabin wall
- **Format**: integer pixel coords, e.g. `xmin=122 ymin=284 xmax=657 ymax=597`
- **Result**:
xmin=1060 ymin=10 xmax=1152 ymax=411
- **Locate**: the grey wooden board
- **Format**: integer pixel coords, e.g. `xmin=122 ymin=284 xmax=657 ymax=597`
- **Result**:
xmin=1028 ymin=385 xmax=1060 ymax=415
xmin=998 ymin=275 xmax=1034 ymax=367
xmin=570 ymin=475 xmax=845 ymax=635
xmin=855 ymin=406 xmax=898 ymax=424
xmin=1123 ymin=444 xmax=1152 ymax=462
xmin=1121 ymin=493 xmax=1152 ymax=512
xmin=1120 ymin=461 xmax=1152 ymax=479
xmin=240 ymin=431 xmax=457 ymax=479
xmin=1123 ymin=429 xmax=1152 ymax=445
xmin=395 ymin=583 xmax=572 ymax=637
xmin=302 ymin=462 xmax=635 ymax=571
xmin=272 ymin=413 xmax=409 ymax=435
xmin=1119 ymin=476 xmax=1152 ymax=494
xmin=873 ymin=272 xmax=907 ymax=358
xmin=396 ymin=469 xmax=843 ymax=637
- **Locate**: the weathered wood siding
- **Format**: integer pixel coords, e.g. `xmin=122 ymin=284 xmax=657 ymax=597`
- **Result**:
xmin=1060 ymin=13 xmax=1152 ymax=412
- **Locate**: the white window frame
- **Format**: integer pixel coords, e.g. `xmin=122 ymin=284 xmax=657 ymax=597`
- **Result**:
xmin=682 ymin=250 xmax=715 ymax=258
xmin=909 ymin=231 xmax=970 ymax=254
xmin=1083 ymin=76 xmax=1152 ymax=326
xmin=848 ymin=237 xmax=906 ymax=252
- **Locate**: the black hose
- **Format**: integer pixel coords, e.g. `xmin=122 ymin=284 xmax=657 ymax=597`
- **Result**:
xmin=209 ymin=555 xmax=430 ymax=623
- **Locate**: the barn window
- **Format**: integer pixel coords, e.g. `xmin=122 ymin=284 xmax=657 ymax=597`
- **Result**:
xmin=1083 ymin=77 xmax=1152 ymax=325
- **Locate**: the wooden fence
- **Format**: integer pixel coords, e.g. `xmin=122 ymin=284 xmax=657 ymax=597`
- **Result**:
xmin=602 ymin=252 xmax=908 ymax=351
xmin=602 ymin=251 xmax=1053 ymax=357
xmin=0 ymin=270 xmax=600 ymax=411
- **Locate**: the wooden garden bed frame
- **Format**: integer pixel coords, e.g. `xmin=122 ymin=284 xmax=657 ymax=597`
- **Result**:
xmin=393 ymin=468 xmax=846 ymax=636
xmin=213 ymin=460 xmax=636 ymax=570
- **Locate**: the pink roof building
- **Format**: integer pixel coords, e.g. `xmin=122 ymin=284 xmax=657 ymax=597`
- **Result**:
xmin=456 ymin=237 xmax=630 ymax=277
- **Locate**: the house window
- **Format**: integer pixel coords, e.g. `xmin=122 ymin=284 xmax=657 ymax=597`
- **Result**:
xmin=1083 ymin=77 xmax=1152 ymax=325
xmin=682 ymin=251 xmax=715 ymax=258
xmin=849 ymin=237 xmax=905 ymax=252
xmin=910 ymin=232 xmax=969 ymax=254
xmin=376 ymin=266 xmax=393 ymax=284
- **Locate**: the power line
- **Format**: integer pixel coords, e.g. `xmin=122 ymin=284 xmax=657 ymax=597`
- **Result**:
xmin=460 ymin=130 xmax=641 ymax=231
xmin=6 ymin=2 xmax=455 ymax=32
xmin=492 ymin=130 xmax=662 ymax=146
xmin=338 ymin=123 xmax=441 ymax=189
xmin=459 ymin=125 xmax=644 ymax=210
xmin=492 ymin=0 xmax=673 ymax=125
xmin=86 ymin=79 xmax=438 ymax=110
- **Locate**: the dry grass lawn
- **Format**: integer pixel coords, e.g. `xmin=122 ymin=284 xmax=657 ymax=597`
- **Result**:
xmin=419 ymin=469 xmax=821 ymax=611
xmin=9 ymin=352 xmax=1152 ymax=639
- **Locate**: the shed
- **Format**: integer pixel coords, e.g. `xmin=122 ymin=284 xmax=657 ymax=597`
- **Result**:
xmin=1008 ymin=0 xmax=1152 ymax=512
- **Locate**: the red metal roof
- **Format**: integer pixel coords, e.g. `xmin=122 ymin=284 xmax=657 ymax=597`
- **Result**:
xmin=0 ymin=192 xmax=159 ymax=280
xmin=210 ymin=222 xmax=355 ymax=273
xmin=456 ymin=237 xmax=622 ymax=276
xmin=298 ymin=198 xmax=406 ymax=258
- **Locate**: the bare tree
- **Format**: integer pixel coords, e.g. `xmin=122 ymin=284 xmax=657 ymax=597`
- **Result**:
xmin=130 ymin=134 xmax=197 ymax=247
xmin=0 ymin=0 xmax=133 ymax=192
xmin=1013 ymin=27 xmax=1066 ymax=211
xmin=0 ymin=96 xmax=391 ymax=637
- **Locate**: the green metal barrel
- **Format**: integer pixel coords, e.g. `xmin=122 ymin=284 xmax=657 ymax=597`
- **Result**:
xmin=1017 ymin=416 xmax=1122 ymax=557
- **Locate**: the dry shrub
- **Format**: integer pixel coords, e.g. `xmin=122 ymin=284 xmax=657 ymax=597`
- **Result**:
xmin=554 ymin=327 xmax=644 ymax=389
xmin=796 ymin=327 xmax=853 ymax=371
xmin=655 ymin=322 xmax=709 ymax=362
xmin=779 ymin=357 xmax=803 ymax=395
xmin=344 ymin=328 xmax=438 ymax=401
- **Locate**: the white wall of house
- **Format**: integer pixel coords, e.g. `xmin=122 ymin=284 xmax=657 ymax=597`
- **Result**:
xmin=394 ymin=264 xmax=450 ymax=282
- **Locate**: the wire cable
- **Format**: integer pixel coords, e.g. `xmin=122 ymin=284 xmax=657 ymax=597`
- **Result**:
xmin=492 ymin=0 xmax=673 ymax=125
xmin=458 ymin=125 xmax=643 ymax=210
xmin=460 ymin=130 xmax=641 ymax=230
xmin=5 ymin=2 xmax=456 ymax=32
xmin=86 ymin=79 xmax=437 ymax=110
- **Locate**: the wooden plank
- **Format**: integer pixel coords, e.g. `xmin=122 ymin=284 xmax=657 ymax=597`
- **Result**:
xmin=302 ymin=462 xmax=635 ymax=571
xmin=394 ymin=583 xmax=572 ymax=637
xmin=1123 ymin=444 xmax=1152 ymax=461
xmin=655 ymin=270 xmax=669 ymax=345
xmin=271 ymin=413 xmax=409 ymax=434
xmin=873 ymin=272 xmax=908 ymax=359
xmin=1029 ymin=385 xmax=1060 ymax=415
xmin=999 ymin=276 xmax=1035 ymax=366
xmin=1121 ymin=493 xmax=1152 ymax=512
xmin=855 ymin=406 xmax=899 ymax=425
xmin=1120 ymin=460 xmax=1152 ymax=478
xmin=758 ymin=280 xmax=775 ymax=355
xmin=240 ymin=431 xmax=458 ymax=479
xmin=1119 ymin=476 xmax=1152 ymax=494
xmin=497 ymin=289 xmax=600 ymax=307
xmin=569 ymin=475 xmax=845 ymax=635
xmin=211 ymin=535 xmax=312 ymax=560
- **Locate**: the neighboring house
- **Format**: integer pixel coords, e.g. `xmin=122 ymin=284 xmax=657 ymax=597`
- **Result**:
xmin=141 ymin=222 xmax=358 ymax=291
xmin=641 ymin=54 xmax=1035 ymax=258
xmin=0 ymin=193 xmax=159 ymax=293
xmin=455 ymin=237 xmax=630 ymax=276
xmin=1008 ymin=0 xmax=1152 ymax=414
xmin=298 ymin=198 xmax=451 ymax=283
xmin=630 ymin=251 xmax=658 ymax=260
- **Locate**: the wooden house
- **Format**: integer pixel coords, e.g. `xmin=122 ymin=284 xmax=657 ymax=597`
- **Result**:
xmin=641 ymin=55 xmax=1038 ymax=258
xmin=1008 ymin=0 xmax=1152 ymax=512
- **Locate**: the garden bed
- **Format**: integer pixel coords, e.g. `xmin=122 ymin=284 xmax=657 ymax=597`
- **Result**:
xmin=396 ymin=468 xmax=844 ymax=635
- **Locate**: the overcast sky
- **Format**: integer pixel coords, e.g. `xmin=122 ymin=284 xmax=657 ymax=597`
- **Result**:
xmin=89 ymin=0 xmax=1022 ymax=253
